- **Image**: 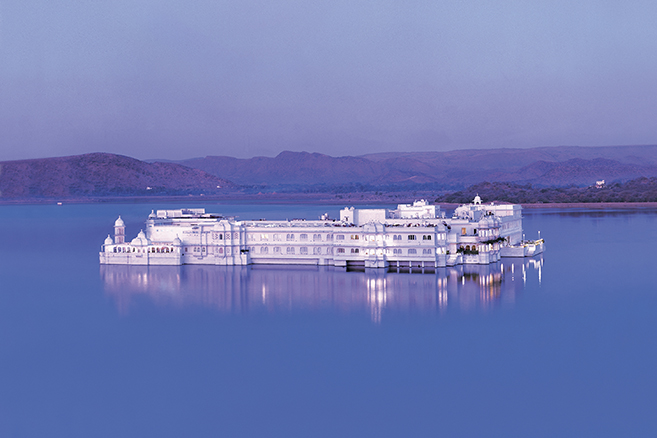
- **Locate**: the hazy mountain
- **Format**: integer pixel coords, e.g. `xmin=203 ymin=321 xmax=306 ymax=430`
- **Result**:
xmin=174 ymin=145 xmax=657 ymax=188
xmin=0 ymin=153 xmax=234 ymax=198
xmin=5 ymin=145 xmax=657 ymax=201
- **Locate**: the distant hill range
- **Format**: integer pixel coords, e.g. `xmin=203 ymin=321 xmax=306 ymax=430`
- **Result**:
xmin=171 ymin=145 xmax=657 ymax=188
xmin=0 ymin=153 xmax=233 ymax=199
xmin=4 ymin=145 xmax=657 ymax=200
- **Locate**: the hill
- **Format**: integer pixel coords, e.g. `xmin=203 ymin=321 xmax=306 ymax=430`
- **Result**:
xmin=435 ymin=178 xmax=657 ymax=204
xmin=173 ymin=145 xmax=657 ymax=189
xmin=0 ymin=153 xmax=234 ymax=199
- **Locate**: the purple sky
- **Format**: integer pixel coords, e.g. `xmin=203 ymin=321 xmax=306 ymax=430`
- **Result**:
xmin=1 ymin=1 xmax=656 ymax=161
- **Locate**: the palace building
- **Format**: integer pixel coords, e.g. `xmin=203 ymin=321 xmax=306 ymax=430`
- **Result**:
xmin=99 ymin=198 xmax=543 ymax=268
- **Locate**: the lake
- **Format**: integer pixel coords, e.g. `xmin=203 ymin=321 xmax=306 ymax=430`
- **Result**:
xmin=1 ymin=202 xmax=656 ymax=437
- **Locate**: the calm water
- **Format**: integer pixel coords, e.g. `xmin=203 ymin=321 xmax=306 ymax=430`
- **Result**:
xmin=1 ymin=202 xmax=656 ymax=437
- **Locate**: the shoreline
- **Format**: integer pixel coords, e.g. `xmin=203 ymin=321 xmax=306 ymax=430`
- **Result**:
xmin=3 ymin=194 xmax=657 ymax=209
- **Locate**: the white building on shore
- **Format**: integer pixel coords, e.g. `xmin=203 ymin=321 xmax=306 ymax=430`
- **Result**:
xmin=99 ymin=198 xmax=544 ymax=268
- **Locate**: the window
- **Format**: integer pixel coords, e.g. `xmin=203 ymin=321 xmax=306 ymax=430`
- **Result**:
xmin=313 ymin=247 xmax=321 ymax=255
xmin=423 ymin=249 xmax=432 ymax=254
xmin=286 ymin=234 xmax=294 ymax=241
xmin=336 ymin=235 xmax=345 ymax=240
xmin=300 ymin=234 xmax=308 ymax=241
xmin=408 ymin=249 xmax=417 ymax=255
xmin=423 ymin=235 xmax=431 ymax=240
xmin=313 ymin=234 xmax=321 ymax=241
xmin=351 ymin=248 xmax=359 ymax=254
xmin=274 ymin=247 xmax=281 ymax=253
xmin=260 ymin=247 xmax=268 ymax=254
xmin=408 ymin=235 xmax=416 ymax=240
xmin=393 ymin=249 xmax=402 ymax=255
xmin=462 ymin=228 xmax=467 ymax=235
xmin=273 ymin=234 xmax=281 ymax=241
xmin=286 ymin=247 xmax=295 ymax=254
xmin=337 ymin=248 xmax=345 ymax=253
xmin=351 ymin=235 xmax=359 ymax=240
xmin=260 ymin=234 xmax=269 ymax=241
xmin=300 ymin=247 xmax=308 ymax=255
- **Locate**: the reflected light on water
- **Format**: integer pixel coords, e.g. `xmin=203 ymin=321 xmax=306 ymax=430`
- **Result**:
xmin=101 ymin=256 xmax=543 ymax=322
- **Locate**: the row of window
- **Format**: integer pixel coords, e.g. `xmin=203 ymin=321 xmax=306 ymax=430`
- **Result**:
xmin=248 ymin=233 xmax=444 ymax=242
xmin=248 ymin=247 xmax=435 ymax=256
xmin=112 ymin=247 xmax=174 ymax=254
xmin=392 ymin=234 xmax=433 ymax=241
xmin=255 ymin=247 xmax=333 ymax=255
xmin=211 ymin=232 xmax=240 ymax=240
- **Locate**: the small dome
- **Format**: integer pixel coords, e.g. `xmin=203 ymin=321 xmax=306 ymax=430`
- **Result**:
xmin=473 ymin=195 xmax=482 ymax=205
xmin=114 ymin=216 xmax=125 ymax=227
xmin=130 ymin=230 xmax=149 ymax=246
xmin=173 ymin=235 xmax=182 ymax=246
xmin=104 ymin=235 xmax=113 ymax=245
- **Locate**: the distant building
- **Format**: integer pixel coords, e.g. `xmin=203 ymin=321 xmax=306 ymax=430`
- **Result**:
xmin=100 ymin=199 xmax=544 ymax=268
xmin=595 ymin=180 xmax=606 ymax=188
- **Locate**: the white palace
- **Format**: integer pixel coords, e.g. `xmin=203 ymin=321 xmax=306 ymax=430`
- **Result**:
xmin=99 ymin=197 xmax=544 ymax=268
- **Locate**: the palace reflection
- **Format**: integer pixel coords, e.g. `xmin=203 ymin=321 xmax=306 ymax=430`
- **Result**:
xmin=101 ymin=255 xmax=543 ymax=322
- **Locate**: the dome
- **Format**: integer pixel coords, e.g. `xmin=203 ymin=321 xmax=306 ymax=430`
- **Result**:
xmin=114 ymin=216 xmax=125 ymax=227
xmin=130 ymin=230 xmax=149 ymax=246
xmin=104 ymin=235 xmax=113 ymax=245
xmin=173 ymin=235 xmax=182 ymax=246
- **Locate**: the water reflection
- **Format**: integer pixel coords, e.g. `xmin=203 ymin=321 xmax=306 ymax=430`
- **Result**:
xmin=101 ymin=256 xmax=543 ymax=322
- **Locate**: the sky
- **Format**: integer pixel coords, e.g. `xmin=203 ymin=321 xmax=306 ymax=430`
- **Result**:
xmin=1 ymin=0 xmax=656 ymax=161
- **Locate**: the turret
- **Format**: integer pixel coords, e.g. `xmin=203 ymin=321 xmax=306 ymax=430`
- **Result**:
xmin=114 ymin=216 xmax=125 ymax=244
xmin=103 ymin=235 xmax=113 ymax=252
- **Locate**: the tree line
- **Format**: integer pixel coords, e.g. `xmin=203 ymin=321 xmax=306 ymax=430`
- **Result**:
xmin=435 ymin=178 xmax=657 ymax=204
